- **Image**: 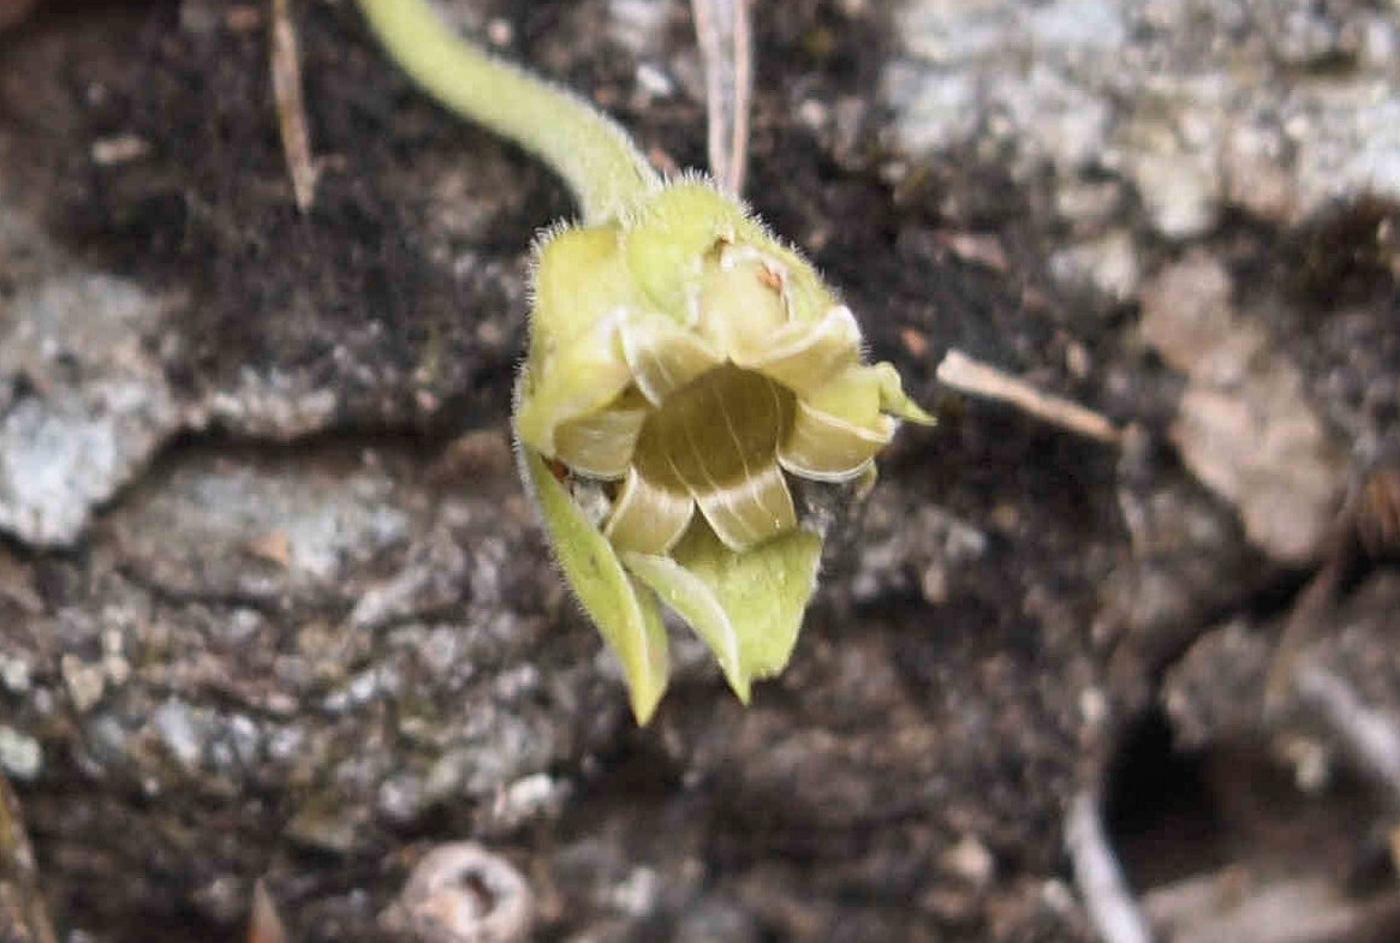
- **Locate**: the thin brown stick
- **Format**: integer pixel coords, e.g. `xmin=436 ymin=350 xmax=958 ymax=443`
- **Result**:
xmin=270 ymin=0 xmax=319 ymax=213
xmin=691 ymin=0 xmax=753 ymax=195
xmin=0 ymin=774 xmax=58 ymax=943
xmin=1264 ymin=551 xmax=1346 ymax=711
xmin=936 ymin=349 xmax=1122 ymax=443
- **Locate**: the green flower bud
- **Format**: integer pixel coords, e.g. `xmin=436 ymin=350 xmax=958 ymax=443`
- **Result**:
xmin=516 ymin=182 xmax=932 ymax=722
xmin=356 ymin=0 xmax=933 ymax=724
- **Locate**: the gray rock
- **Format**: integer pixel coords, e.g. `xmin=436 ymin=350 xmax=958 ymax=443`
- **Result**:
xmin=1049 ymin=230 xmax=1141 ymax=303
xmin=0 ymin=227 xmax=182 ymax=547
xmin=381 ymin=843 xmax=534 ymax=943
xmin=151 ymin=699 xmax=205 ymax=770
xmin=1140 ymin=255 xmax=1348 ymax=562
xmin=887 ymin=0 xmax=1400 ymax=229
xmin=0 ymin=726 xmax=41 ymax=781
xmin=105 ymin=451 xmax=411 ymax=604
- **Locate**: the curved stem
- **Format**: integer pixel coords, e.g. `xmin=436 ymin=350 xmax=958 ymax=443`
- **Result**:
xmin=356 ymin=0 xmax=661 ymax=223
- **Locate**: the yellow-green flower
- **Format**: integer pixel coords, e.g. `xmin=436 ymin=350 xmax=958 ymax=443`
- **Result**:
xmin=516 ymin=183 xmax=931 ymax=721
xmin=355 ymin=0 xmax=932 ymax=723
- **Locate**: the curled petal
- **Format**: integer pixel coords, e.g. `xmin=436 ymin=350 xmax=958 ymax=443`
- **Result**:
xmin=691 ymin=463 xmax=798 ymax=553
xmin=518 ymin=225 xmax=644 ymax=456
xmin=731 ymin=305 xmax=862 ymax=395
xmin=780 ymin=400 xmax=894 ymax=482
xmin=874 ymin=361 xmax=936 ymax=425
xmin=514 ymin=331 xmax=633 ymax=457
xmin=780 ymin=363 xmax=892 ymax=481
xmin=553 ymin=393 xmax=648 ymax=479
xmin=653 ymin=366 xmax=797 ymax=551
xmin=620 ymin=313 xmax=725 ymax=405
xmin=624 ymin=182 xmax=766 ymax=317
xmin=605 ymin=443 xmax=695 ymax=554
xmin=696 ymin=244 xmax=789 ymax=354
xmin=779 ymin=360 xmax=934 ymax=480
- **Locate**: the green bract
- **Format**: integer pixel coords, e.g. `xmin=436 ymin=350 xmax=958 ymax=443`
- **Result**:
xmin=358 ymin=0 xmax=932 ymax=723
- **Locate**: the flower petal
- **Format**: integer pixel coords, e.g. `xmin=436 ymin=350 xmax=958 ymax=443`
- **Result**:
xmin=553 ymin=392 xmax=649 ymax=479
xmin=653 ymin=366 xmax=797 ymax=552
xmin=780 ymin=400 xmax=894 ymax=482
xmin=620 ymin=549 xmax=748 ymax=703
xmin=691 ymin=461 xmax=796 ymax=553
xmin=604 ymin=440 xmax=694 ymax=554
xmin=779 ymin=361 xmax=931 ymax=481
xmin=515 ymin=324 xmax=634 ymax=457
xmin=624 ymin=182 xmax=762 ymax=319
xmin=874 ymin=361 xmax=936 ymax=425
xmin=529 ymin=225 xmax=632 ymax=356
xmin=619 ymin=313 xmax=725 ymax=405
xmin=669 ymin=520 xmax=824 ymax=682
xmin=696 ymin=244 xmax=790 ymax=354
xmin=517 ymin=223 xmax=639 ymax=456
xmin=730 ymin=305 xmax=862 ymax=395
xmin=518 ymin=443 xmax=669 ymax=724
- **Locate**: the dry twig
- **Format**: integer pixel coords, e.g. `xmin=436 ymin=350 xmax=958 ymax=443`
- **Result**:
xmin=691 ymin=0 xmax=753 ymax=195
xmin=1294 ymin=665 xmax=1400 ymax=807
xmin=270 ymin=0 xmax=319 ymax=213
xmin=936 ymin=348 xmax=1121 ymax=443
xmin=0 ymin=774 xmax=58 ymax=943
xmin=1067 ymin=791 xmax=1155 ymax=943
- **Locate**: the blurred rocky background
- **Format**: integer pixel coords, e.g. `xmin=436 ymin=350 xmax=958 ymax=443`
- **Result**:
xmin=0 ymin=0 xmax=1397 ymax=940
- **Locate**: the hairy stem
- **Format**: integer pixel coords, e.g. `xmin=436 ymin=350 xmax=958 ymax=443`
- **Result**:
xmin=356 ymin=0 xmax=661 ymax=223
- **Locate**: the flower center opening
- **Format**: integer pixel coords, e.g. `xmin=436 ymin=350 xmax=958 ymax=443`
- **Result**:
xmin=604 ymin=365 xmax=802 ymax=555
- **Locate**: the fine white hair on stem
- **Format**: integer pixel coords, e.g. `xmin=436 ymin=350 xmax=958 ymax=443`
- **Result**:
xmin=691 ymin=0 xmax=753 ymax=196
xmin=1066 ymin=791 xmax=1155 ymax=943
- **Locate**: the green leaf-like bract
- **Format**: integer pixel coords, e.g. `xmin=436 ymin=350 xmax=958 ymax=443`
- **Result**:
xmin=519 ymin=447 xmax=668 ymax=724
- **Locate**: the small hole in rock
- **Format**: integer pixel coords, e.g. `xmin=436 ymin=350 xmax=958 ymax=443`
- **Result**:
xmin=1104 ymin=708 xmax=1400 ymax=941
xmin=1105 ymin=709 xmax=1225 ymax=891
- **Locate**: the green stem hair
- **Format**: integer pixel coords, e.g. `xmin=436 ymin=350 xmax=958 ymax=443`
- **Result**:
xmin=356 ymin=0 xmax=661 ymax=223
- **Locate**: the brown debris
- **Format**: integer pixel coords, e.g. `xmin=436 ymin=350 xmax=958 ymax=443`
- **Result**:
xmin=0 ymin=776 xmax=57 ymax=943
xmin=1358 ymin=467 xmax=1400 ymax=558
xmin=269 ymin=0 xmax=319 ymax=212
xmin=1066 ymin=791 xmax=1152 ymax=943
xmin=1267 ymin=461 xmax=1400 ymax=710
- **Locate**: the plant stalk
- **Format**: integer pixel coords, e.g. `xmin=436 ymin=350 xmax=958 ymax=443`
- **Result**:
xmin=356 ymin=0 xmax=661 ymax=223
